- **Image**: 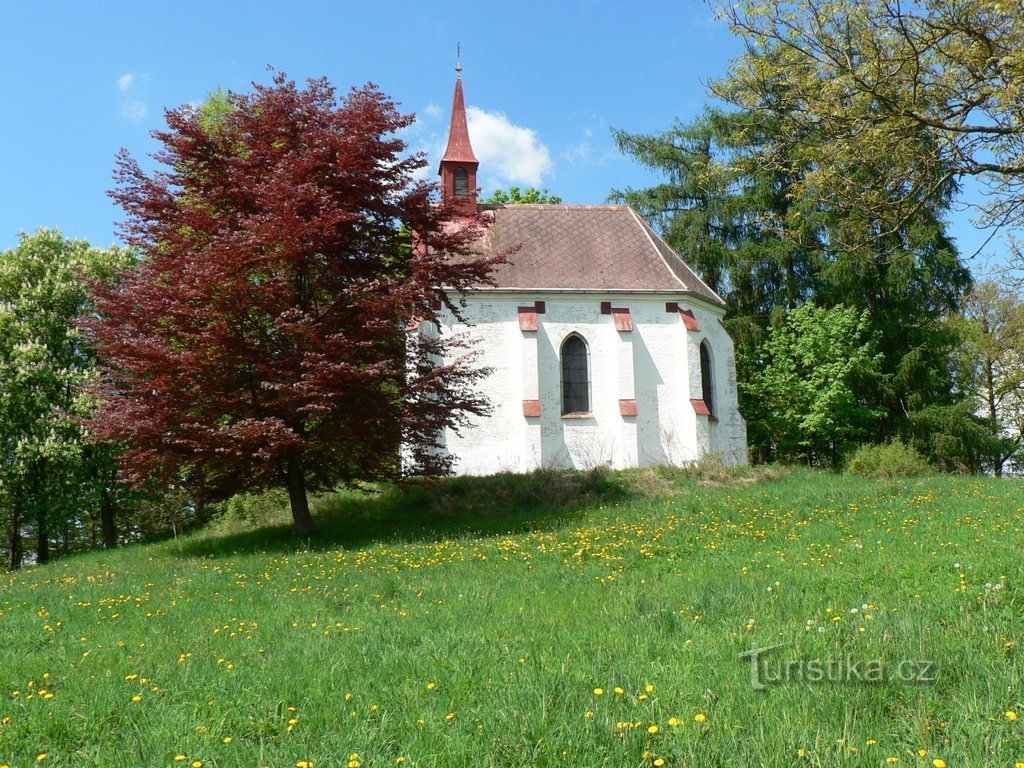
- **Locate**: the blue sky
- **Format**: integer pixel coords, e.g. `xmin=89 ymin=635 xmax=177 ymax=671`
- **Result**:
xmin=0 ymin=1 xmax=998 ymax=269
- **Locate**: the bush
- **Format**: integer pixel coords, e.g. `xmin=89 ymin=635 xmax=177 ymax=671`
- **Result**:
xmin=845 ymin=440 xmax=933 ymax=478
xmin=213 ymin=489 xmax=290 ymax=528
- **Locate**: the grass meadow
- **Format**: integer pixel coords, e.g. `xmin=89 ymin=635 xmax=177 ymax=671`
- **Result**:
xmin=0 ymin=466 xmax=1022 ymax=767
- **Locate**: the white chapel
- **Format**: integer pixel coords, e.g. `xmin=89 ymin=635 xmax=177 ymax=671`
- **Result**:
xmin=423 ymin=71 xmax=747 ymax=475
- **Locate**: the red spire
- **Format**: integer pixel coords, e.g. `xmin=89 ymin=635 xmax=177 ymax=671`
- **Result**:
xmin=439 ymin=59 xmax=479 ymax=215
xmin=440 ymin=76 xmax=478 ymax=166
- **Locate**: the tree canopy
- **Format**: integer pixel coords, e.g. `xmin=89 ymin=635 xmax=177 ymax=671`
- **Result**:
xmin=480 ymin=187 xmax=563 ymax=205
xmin=87 ymin=73 xmax=500 ymax=534
xmin=612 ymin=102 xmax=974 ymax=464
xmin=0 ymin=230 xmax=132 ymax=568
xmin=714 ymin=0 xmax=1024 ymax=244
xmin=743 ymin=303 xmax=883 ymax=465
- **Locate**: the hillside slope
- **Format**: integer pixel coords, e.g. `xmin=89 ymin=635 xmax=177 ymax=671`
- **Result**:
xmin=1 ymin=469 xmax=1022 ymax=767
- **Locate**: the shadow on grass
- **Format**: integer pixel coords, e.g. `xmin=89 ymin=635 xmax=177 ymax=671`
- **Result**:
xmin=172 ymin=460 xmax=782 ymax=559
xmin=174 ymin=466 xmax=632 ymax=558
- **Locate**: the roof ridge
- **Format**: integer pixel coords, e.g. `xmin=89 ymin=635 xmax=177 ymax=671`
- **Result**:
xmin=625 ymin=207 xmax=688 ymax=291
xmin=485 ymin=203 xmax=630 ymax=210
xmin=636 ymin=216 xmax=726 ymax=305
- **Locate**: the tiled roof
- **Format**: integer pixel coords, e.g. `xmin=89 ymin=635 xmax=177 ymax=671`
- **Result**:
xmin=467 ymin=204 xmax=724 ymax=305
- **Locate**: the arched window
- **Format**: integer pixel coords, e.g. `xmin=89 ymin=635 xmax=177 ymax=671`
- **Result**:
xmin=699 ymin=340 xmax=715 ymax=418
xmin=561 ymin=334 xmax=590 ymax=415
xmin=453 ymin=167 xmax=469 ymax=196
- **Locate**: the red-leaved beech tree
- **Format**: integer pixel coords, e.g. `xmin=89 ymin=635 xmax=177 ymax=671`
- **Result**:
xmin=86 ymin=73 xmax=500 ymax=535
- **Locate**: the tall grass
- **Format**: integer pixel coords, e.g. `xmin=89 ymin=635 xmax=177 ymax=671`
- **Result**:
xmin=0 ymin=466 xmax=1021 ymax=767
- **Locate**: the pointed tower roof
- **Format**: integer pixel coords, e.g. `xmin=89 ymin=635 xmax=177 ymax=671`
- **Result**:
xmin=439 ymin=70 xmax=478 ymax=169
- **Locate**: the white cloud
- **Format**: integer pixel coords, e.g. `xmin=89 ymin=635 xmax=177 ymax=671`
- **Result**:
xmin=562 ymin=138 xmax=592 ymax=166
xmin=116 ymin=72 xmax=149 ymax=121
xmin=466 ymin=106 xmax=552 ymax=187
xmin=422 ymin=103 xmax=443 ymax=121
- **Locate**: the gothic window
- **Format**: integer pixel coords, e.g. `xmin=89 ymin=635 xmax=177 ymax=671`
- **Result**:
xmin=699 ymin=339 xmax=715 ymax=418
xmin=454 ymin=167 xmax=469 ymax=196
xmin=561 ymin=334 xmax=590 ymax=415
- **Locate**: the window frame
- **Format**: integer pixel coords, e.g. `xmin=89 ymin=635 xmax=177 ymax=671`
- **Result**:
xmin=560 ymin=333 xmax=592 ymax=417
xmin=699 ymin=339 xmax=716 ymax=420
xmin=453 ymin=167 xmax=469 ymax=196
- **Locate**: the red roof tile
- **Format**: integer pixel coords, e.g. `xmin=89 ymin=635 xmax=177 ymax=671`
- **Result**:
xmin=467 ymin=204 xmax=723 ymax=305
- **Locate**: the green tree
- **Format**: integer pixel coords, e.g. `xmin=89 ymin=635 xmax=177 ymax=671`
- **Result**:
xmin=714 ymin=0 xmax=1024 ymax=239
xmin=954 ymin=280 xmax=1024 ymax=473
xmin=611 ymin=108 xmax=823 ymax=349
xmin=612 ymin=101 xmax=971 ymax=460
xmin=0 ymin=230 xmax=131 ymax=568
xmin=480 ymin=187 xmax=562 ymax=205
xmin=742 ymin=303 xmax=883 ymax=465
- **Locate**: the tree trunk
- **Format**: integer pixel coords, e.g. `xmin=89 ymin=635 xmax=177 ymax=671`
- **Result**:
xmin=8 ymin=495 xmax=22 ymax=571
xmin=985 ymin=357 xmax=1003 ymax=476
xmin=99 ymin=484 xmax=118 ymax=550
xmin=193 ymin=496 xmax=210 ymax=528
xmin=285 ymin=454 xmax=316 ymax=536
xmin=33 ymin=460 xmax=49 ymax=565
xmin=36 ymin=505 xmax=49 ymax=565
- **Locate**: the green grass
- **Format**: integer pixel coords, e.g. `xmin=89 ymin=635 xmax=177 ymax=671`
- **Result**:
xmin=1 ymin=467 xmax=1023 ymax=768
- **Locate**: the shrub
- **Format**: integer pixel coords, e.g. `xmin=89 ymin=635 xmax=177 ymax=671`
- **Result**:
xmin=845 ymin=440 xmax=933 ymax=478
xmin=213 ymin=489 xmax=290 ymax=528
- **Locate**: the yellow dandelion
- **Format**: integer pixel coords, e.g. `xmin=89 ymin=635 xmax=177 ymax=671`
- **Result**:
xmin=694 ymin=713 xmax=708 ymax=723
xmin=797 ymin=748 xmax=807 ymax=758
xmin=645 ymin=684 xmax=655 ymax=692
xmin=648 ymin=725 xmax=660 ymax=734
xmin=867 ymin=740 xmax=877 ymax=745
xmin=174 ymin=757 xmax=186 ymax=762
xmin=886 ymin=759 xmax=900 ymax=765
xmin=614 ymin=687 xmax=625 ymax=694
xmin=36 ymin=756 xmax=48 ymax=763
xmin=667 ymin=717 xmax=682 ymax=726
xmin=222 ymin=737 xmax=232 ymax=744
xmin=445 ymin=712 xmax=456 ymax=721
xmin=919 ymin=750 xmax=928 ymax=757
xmin=593 ymin=688 xmax=604 ymax=695
xmin=932 ymin=760 xmax=947 ymax=768
xmin=584 ymin=710 xmax=594 ymax=718
xmin=1007 ymin=711 xmax=1019 ymax=722
xmin=654 ymin=760 xmax=666 ymax=767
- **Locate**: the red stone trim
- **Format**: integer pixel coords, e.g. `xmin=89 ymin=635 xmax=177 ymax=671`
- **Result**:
xmin=522 ymin=399 xmax=542 ymax=417
xmin=679 ymin=309 xmax=701 ymax=331
xmin=518 ymin=307 xmax=538 ymax=331
xmin=517 ymin=301 xmax=546 ymax=332
xmin=612 ymin=308 xmax=633 ymax=331
xmin=619 ymin=399 xmax=637 ymax=417
xmin=691 ymin=398 xmax=712 ymax=416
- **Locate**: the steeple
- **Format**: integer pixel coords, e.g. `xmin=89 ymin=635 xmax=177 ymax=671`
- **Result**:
xmin=439 ymin=50 xmax=479 ymax=215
